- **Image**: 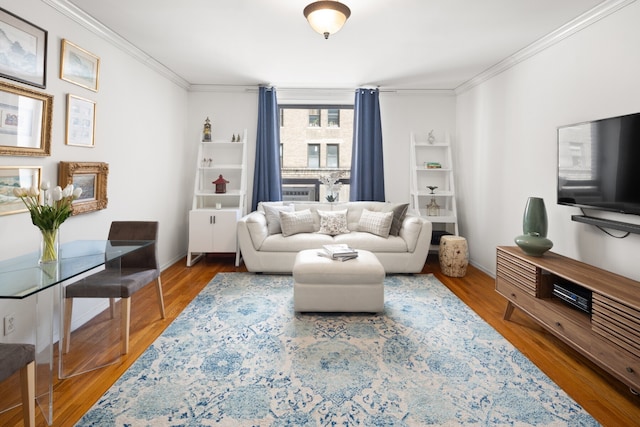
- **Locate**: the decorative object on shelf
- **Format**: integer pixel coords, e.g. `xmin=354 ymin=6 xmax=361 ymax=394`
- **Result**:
xmin=201 ymin=158 xmax=212 ymax=167
xmin=514 ymin=196 xmax=553 ymax=256
xmin=426 ymin=185 xmax=438 ymax=194
xmin=303 ymin=0 xmax=351 ymax=39
xmin=319 ymin=171 xmax=343 ymax=202
xmin=202 ymin=117 xmax=212 ymax=142
xmin=428 ymin=130 xmax=435 ymax=144
xmin=13 ymin=182 xmax=82 ymax=263
xmin=213 ymin=174 xmax=229 ymax=193
xmin=427 ymin=197 xmax=440 ymax=216
xmin=60 ymin=39 xmax=100 ymax=92
xmin=426 ymin=162 xmax=442 ymax=169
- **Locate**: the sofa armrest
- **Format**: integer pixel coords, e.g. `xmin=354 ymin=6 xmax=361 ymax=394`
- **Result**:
xmin=399 ymin=215 xmax=431 ymax=253
xmin=238 ymin=211 xmax=268 ymax=250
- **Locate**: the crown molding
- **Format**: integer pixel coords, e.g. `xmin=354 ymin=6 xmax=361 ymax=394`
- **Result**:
xmin=455 ymin=0 xmax=637 ymax=95
xmin=43 ymin=0 xmax=190 ymax=89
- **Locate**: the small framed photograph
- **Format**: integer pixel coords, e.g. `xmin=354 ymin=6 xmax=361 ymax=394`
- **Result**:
xmin=0 ymin=81 xmax=52 ymax=157
xmin=58 ymin=161 xmax=108 ymax=215
xmin=0 ymin=166 xmax=41 ymax=216
xmin=66 ymin=94 xmax=96 ymax=147
xmin=60 ymin=39 xmax=100 ymax=92
xmin=0 ymin=7 xmax=47 ymax=88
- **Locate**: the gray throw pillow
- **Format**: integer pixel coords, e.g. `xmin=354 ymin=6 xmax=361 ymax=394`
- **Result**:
xmin=263 ymin=204 xmax=293 ymax=235
xmin=358 ymin=209 xmax=393 ymax=238
xmin=279 ymin=209 xmax=315 ymax=237
xmin=389 ymin=203 xmax=409 ymax=236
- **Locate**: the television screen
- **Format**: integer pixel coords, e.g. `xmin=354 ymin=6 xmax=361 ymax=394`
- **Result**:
xmin=557 ymin=112 xmax=640 ymax=216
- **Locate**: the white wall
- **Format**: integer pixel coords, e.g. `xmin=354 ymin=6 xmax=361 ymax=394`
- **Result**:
xmin=0 ymin=0 xmax=190 ymax=342
xmin=456 ymin=1 xmax=640 ymax=280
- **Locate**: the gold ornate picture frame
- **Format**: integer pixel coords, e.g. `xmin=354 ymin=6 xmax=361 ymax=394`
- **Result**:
xmin=58 ymin=161 xmax=108 ymax=215
xmin=0 ymin=165 xmax=41 ymax=216
xmin=0 ymin=81 xmax=52 ymax=156
xmin=60 ymin=39 xmax=100 ymax=92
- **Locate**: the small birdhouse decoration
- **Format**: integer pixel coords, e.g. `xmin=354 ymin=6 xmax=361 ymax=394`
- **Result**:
xmin=213 ymin=174 xmax=229 ymax=193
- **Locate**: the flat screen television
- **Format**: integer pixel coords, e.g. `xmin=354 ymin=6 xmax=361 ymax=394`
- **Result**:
xmin=557 ymin=111 xmax=640 ymax=216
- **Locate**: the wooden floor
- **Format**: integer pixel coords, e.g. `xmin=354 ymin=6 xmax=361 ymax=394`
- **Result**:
xmin=1 ymin=254 xmax=639 ymax=426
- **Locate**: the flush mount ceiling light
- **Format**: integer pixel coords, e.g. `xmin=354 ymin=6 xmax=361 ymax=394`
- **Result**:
xmin=303 ymin=1 xmax=351 ymax=39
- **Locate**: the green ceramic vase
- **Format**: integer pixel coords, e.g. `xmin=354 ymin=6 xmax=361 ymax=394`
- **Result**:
xmin=515 ymin=197 xmax=553 ymax=256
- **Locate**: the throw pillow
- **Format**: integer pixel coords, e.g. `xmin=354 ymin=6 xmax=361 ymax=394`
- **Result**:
xmin=317 ymin=209 xmax=350 ymax=236
xmin=279 ymin=209 xmax=315 ymax=237
xmin=389 ymin=203 xmax=409 ymax=236
xmin=263 ymin=204 xmax=293 ymax=235
xmin=358 ymin=209 xmax=393 ymax=238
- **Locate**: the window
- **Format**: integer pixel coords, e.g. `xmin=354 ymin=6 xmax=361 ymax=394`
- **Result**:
xmin=308 ymin=109 xmax=320 ymax=127
xmin=280 ymin=105 xmax=353 ymax=201
xmin=308 ymin=144 xmax=320 ymax=168
xmin=327 ymin=144 xmax=339 ymax=168
xmin=328 ymin=109 xmax=340 ymax=127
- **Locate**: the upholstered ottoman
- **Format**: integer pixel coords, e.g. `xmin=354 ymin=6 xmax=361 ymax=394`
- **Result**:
xmin=293 ymin=249 xmax=385 ymax=312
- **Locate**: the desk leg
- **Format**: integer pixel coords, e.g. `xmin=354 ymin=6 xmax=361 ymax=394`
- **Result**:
xmin=35 ymin=285 xmax=54 ymax=425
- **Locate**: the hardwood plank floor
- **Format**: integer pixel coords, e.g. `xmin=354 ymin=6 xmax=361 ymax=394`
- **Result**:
xmin=1 ymin=253 xmax=638 ymax=426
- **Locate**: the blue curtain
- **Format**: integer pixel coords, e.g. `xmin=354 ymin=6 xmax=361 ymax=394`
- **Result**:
xmin=251 ymin=86 xmax=282 ymax=211
xmin=350 ymin=88 xmax=385 ymax=201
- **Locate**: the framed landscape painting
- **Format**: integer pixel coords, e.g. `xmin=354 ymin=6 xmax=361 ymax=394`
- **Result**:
xmin=0 ymin=7 xmax=47 ymax=88
xmin=60 ymin=39 xmax=100 ymax=92
xmin=0 ymin=166 xmax=41 ymax=216
xmin=58 ymin=161 xmax=108 ymax=215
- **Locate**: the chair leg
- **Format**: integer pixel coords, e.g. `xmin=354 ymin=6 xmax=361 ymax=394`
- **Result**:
xmin=109 ymin=298 xmax=117 ymax=319
xmin=156 ymin=277 xmax=166 ymax=319
xmin=63 ymin=298 xmax=73 ymax=354
xmin=121 ymin=297 xmax=131 ymax=355
xmin=20 ymin=360 xmax=35 ymax=427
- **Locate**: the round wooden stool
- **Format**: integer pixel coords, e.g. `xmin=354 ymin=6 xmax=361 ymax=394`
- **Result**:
xmin=439 ymin=235 xmax=469 ymax=277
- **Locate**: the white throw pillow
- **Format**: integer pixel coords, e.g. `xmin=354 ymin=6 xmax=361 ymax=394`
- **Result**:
xmin=317 ymin=209 xmax=350 ymax=236
xmin=358 ymin=209 xmax=393 ymax=238
xmin=263 ymin=204 xmax=293 ymax=235
xmin=279 ymin=209 xmax=315 ymax=237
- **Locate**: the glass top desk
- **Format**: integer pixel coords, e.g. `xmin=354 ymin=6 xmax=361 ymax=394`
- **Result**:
xmin=0 ymin=240 xmax=152 ymax=425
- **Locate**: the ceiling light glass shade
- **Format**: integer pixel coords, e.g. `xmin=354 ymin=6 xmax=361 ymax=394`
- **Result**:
xmin=303 ymin=1 xmax=351 ymax=39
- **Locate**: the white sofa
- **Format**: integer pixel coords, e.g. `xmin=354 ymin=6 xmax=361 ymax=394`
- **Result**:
xmin=237 ymin=201 xmax=432 ymax=273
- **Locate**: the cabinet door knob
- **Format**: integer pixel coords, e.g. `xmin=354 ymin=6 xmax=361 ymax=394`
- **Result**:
xmin=555 ymin=322 xmax=561 ymax=327
xmin=627 ymin=367 xmax=634 ymax=373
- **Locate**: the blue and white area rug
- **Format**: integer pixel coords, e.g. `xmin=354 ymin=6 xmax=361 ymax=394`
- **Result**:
xmin=77 ymin=273 xmax=597 ymax=426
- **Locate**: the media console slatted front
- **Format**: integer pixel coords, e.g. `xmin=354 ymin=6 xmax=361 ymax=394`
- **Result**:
xmin=495 ymin=246 xmax=640 ymax=393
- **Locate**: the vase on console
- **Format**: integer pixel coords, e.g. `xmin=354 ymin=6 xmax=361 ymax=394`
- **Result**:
xmin=515 ymin=196 xmax=553 ymax=256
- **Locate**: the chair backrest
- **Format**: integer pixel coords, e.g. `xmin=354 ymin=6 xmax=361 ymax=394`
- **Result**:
xmin=108 ymin=221 xmax=159 ymax=271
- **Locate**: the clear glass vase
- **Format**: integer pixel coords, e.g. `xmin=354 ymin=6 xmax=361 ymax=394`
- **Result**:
xmin=40 ymin=228 xmax=60 ymax=264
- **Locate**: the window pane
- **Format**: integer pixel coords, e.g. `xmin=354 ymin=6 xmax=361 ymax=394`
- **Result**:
xmin=328 ymin=109 xmax=340 ymax=127
xmin=308 ymin=144 xmax=320 ymax=168
xmin=327 ymin=144 xmax=339 ymax=168
xmin=308 ymin=109 xmax=320 ymax=127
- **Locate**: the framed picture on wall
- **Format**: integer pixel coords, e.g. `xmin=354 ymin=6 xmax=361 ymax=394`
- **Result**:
xmin=0 ymin=166 xmax=41 ymax=216
xmin=0 ymin=7 xmax=47 ymax=88
xmin=0 ymin=81 xmax=53 ymax=156
xmin=60 ymin=39 xmax=100 ymax=92
xmin=66 ymin=94 xmax=96 ymax=147
xmin=58 ymin=161 xmax=108 ymax=215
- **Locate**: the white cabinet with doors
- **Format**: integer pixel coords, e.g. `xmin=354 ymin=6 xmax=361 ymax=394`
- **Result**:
xmin=187 ymin=129 xmax=247 ymax=266
xmin=409 ymin=131 xmax=459 ymax=252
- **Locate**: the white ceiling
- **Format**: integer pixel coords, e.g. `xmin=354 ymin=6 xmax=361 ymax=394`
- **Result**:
xmin=66 ymin=0 xmax=607 ymax=90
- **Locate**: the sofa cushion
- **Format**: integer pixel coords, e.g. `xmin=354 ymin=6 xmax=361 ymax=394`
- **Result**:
xmin=317 ymin=209 xmax=350 ymax=236
xmin=358 ymin=209 xmax=393 ymax=238
xmin=280 ymin=209 xmax=315 ymax=237
xmin=263 ymin=204 xmax=293 ymax=235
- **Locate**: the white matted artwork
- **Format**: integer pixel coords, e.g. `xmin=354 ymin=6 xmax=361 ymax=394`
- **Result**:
xmin=60 ymin=39 xmax=100 ymax=92
xmin=66 ymin=94 xmax=95 ymax=147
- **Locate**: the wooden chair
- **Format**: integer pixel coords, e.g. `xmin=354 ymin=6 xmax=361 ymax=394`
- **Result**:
xmin=0 ymin=343 xmax=35 ymax=427
xmin=63 ymin=221 xmax=165 ymax=355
